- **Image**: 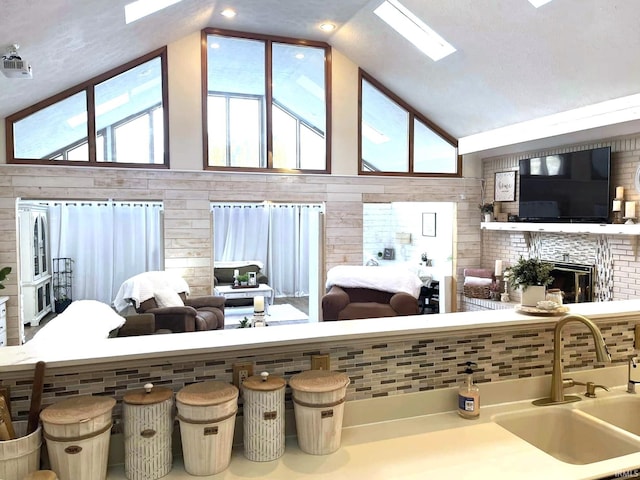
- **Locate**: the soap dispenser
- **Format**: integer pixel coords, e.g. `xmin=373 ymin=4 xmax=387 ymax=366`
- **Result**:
xmin=458 ymin=361 xmax=480 ymax=419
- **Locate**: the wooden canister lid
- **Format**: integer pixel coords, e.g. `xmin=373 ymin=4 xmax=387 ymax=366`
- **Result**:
xmin=40 ymin=395 xmax=116 ymax=425
xmin=242 ymin=372 xmax=286 ymax=392
xmin=123 ymin=384 xmax=173 ymax=405
xmin=23 ymin=471 xmax=58 ymax=480
xmin=289 ymin=370 xmax=350 ymax=393
xmin=176 ymin=381 xmax=238 ymax=406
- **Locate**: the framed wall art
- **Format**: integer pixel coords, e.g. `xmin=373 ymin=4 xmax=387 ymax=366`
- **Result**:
xmin=422 ymin=212 xmax=436 ymax=237
xmin=494 ymin=171 xmax=516 ymax=202
xmin=383 ymin=248 xmax=395 ymax=260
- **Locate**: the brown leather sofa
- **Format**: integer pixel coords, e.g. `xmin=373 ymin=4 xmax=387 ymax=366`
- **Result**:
xmin=115 ymin=313 xmax=157 ymax=336
xmin=136 ymin=293 xmax=225 ymax=331
xmin=322 ymin=286 xmax=419 ymax=321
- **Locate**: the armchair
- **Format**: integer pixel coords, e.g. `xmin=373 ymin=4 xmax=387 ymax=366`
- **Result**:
xmin=322 ymin=286 xmax=419 ymax=321
xmin=322 ymin=266 xmax=422 ymax=321
xmin=113 ymin=271 xmax=225 ymax=332
xmin=137 ymin=293 xmax=225 ymax=332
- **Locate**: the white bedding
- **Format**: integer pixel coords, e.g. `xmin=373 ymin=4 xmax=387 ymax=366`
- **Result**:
xmin=326 ymin=265 xmax=422 ymax=298
xmin=112 ymin=271 xmax=190 ymax=313
xmin=30 ymin=300 xmax=125 ymax=344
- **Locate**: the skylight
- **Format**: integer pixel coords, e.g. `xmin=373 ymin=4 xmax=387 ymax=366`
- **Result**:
xmin=374 ymin=0 xmax=456 ymax=61
xmin=125 ymin=0 xmax=183 ymax=24
xmin=458 ymin=93 xmax=640 ymax=154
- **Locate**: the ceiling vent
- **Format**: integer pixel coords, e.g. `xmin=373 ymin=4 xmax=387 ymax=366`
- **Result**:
xmin=1 ymin=44 xmax=32 ymax=79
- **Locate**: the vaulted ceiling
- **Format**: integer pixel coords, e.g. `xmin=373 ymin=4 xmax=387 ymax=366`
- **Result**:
xmin=2 ymin=0 xmax=639 ymax=157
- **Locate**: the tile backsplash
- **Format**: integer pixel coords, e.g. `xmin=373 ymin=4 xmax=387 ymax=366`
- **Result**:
xmin=2 ymin=317 xmax=635 ymax=434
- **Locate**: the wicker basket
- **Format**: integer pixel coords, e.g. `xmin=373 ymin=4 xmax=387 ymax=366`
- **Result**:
xmin=242 ymin=373 xmax=286 ymax=462
xmin=123 ymin=385 xmax=173 ymax=480
xmin=176 ymin=381 xmax=239 ymax=476
xmin=40 ymin=395 xmax=115 ymax=480
xmin=289 ymin=370 xmax=350 ymax=455
xmin=463 ymin=284 xmax=491 ymax=299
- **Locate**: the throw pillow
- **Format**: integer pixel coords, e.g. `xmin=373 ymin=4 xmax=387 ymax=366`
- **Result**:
xmin=155 ymin=287 xmax=185 ymax=308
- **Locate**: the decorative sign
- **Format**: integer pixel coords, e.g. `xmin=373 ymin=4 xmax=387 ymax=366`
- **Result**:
xmin=494 ymin=171 xmax=516 ymax=202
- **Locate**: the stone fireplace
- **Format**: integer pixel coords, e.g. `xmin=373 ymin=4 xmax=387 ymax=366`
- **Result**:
xmin=549 ymin=261 xmax=595 ymax=303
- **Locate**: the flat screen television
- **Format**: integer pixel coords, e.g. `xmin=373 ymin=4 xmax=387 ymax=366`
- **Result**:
xmin=518 ymin=146 xmax=611 ymax=223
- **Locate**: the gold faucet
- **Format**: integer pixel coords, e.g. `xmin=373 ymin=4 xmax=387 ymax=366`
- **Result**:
xmin=533 ymin=314 xmax=611 ymax=406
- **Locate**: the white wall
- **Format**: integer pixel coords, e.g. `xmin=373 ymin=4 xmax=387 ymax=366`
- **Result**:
xmin=0 ymin=32 xmax=362 ymax=174
xmin=363 ymin=202 xmax=454 ymax=274
xmin=167 ymin=31 xmax=203 ymax=171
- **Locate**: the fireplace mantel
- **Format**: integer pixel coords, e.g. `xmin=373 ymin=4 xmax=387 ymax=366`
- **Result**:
xmin=481 ymin=222 xmax=640 ymax=235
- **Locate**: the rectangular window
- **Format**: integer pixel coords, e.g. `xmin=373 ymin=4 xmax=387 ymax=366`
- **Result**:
xmin=272 ymin=43 xmax=326 ymax=170
xmin=203 ymin=30 xmax=330 ymax=173
xmin=206 ymin=35 xmax=265 ymax=168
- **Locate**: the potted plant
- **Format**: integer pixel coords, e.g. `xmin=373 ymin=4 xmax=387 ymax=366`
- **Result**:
xmin=479 ymin=203 xmax=494 ymax=222
xmin=505 ymin=257 xmax=554 ymax=307
xmin=0 ymin=266 xmax=10 ymax=290
xmin=237 ymin=273 xmax=249 ymax=286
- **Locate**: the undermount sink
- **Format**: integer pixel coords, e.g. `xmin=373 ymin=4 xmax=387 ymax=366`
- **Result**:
xmin=575 ymin=395 xmax=640 ymax=436
xmin=492 ymin=406 xmax=640 ymax=464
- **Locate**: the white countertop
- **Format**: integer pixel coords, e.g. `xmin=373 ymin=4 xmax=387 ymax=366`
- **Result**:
xmin=104 ymin=368 xmax=640 ymax=480
xmin=2 ymin=299 xmax=640 ymax=372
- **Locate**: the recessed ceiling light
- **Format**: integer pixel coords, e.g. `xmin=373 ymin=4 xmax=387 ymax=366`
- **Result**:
xmin=220 ymin=8 xmax=236 ymax=18
xmin=295 ymin=53 xmax=305 ymax=60
xmin=124 ymin=0 xmax=183 ymax=24
xmin=528 ymin=0 xmax=553 ymax=7
xmin=374 ymin=0 xmax=456 ymax=61
xmin=210 ymin=43 xmax=220 ymax=49
xmin=319 ymin=23 xmax=336 ymax=32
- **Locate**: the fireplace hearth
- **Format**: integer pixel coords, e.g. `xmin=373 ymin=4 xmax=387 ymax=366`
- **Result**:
xmin=549 ymin=261 xmax=594 ymax=303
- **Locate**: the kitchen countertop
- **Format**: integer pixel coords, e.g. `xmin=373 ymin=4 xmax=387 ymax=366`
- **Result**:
xmin=2 ymin=299 xmax=640 ymax=372
xmin=105 ymin=366 xmax=640 ymax=480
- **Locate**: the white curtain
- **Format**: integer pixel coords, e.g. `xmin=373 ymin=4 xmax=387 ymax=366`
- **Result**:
xmin=212 ymin=205 xmax=269 ymax=265
xmin=212 ymin=203 xmax=321 ymax=297
xmin=47 ymin=201 xmax=163 ymax=304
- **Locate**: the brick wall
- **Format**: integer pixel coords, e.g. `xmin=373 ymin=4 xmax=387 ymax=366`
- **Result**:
xmin=480 ymin=134 xmax=640 ymax=302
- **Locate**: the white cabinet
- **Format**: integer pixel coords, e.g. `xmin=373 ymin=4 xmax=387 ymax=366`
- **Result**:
xmin=0 ymin=296 xmax=7 ymax=347
xmin=19 ymin=205 xmax=52 ymax=327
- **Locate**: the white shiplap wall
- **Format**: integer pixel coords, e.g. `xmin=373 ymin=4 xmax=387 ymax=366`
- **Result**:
xmin=0 ymin=165 xmax=482 ymax=345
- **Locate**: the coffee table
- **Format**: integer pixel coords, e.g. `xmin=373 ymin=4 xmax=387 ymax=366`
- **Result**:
xmin=214 ymin=283 xmax=275 ymax=314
